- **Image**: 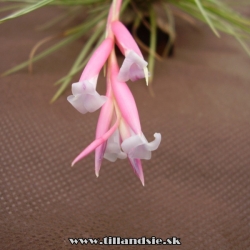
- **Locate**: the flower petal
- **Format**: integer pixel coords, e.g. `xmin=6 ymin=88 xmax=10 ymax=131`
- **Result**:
xmin=117 ymin=57 xmax=132 ymax=82
xmin=128 ymin=157 xmax=145 ymax=186
xmin=129 ymin=63 xmax=146 ymax=82
xmin=121 ymin=134 xmax=143 ymax=153
xmin=104 ymin=129 xmax=127 ymax=162
xmin=130 ymin=144 xmax=152 ymax=160
xmin=67 ymin=94 xmax=88 ymax=114
xmin=71 ymin=79 xmax=96 ymax=95
xmin=121 ymin=133 xmax=161 ymax=160
xmin=67 ymin=92 xmax=106 ymax=114
xmin=117 ymin=50 xmax=148 ymax=82
xmin=67 ymin=78 xmax=107 ymax=114
xmin=83 ymin=94 xmax=107 ymax=113
xmin=127 ymin=50 xmax=147 ymax=67
xmin=111 ymin=21 xmax=149 ymax=83
xmin=121 ymin=134 xmax=151 ymax=160
xmin=145 ymin=133 xmax=162 ymax=151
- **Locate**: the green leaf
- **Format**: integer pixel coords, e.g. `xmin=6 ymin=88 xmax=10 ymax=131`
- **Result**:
xmin=0 ymin=0 xmax=54 ymax=23
xmin=2 ymin=30 xmax=84 ymax=76
xmin=148 ymin=6 xmax=157 ymax=85
xmin=50 ymin=26 xmax=104 ymax=102
xmin=53 ymin=31 xmax=105 ymax=85
xmin=1 ymin=5 xmax=108 ymax=77
xmin=64 ymin=9 xmax=107 ymax=35
xmin=219 ymin=22 xmax=250 ymax=56
xmin=194 ymin=0 xmax=220 ymax=37
xmin=36 ymin=8 xmax=80 ymax=30
xmin=167 ymin=0 xmax=250 ymax=55
xmin=0 ymin=4 xmax=26 ymax=13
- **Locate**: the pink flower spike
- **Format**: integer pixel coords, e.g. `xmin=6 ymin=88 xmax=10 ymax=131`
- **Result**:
xmin=94 ymin=77 xmax=114 ymax=177
xmin=94 ymin=95 xmax=114 ymax=177
xmin=111 ymin=21 xmax=142 ymax=56
xmin=111 ymin=21 xmax=149 ymax=84
xmin=71 ymin=114 xmax=120 ymax=167
xmin=110 ymin=56 xmax=141 ymax=134
xmin=80 ymin=38 xmax=114 ymax=80
xmin=121 ymin=133 xmax=162 ymax=160
xmin=67 ymin=38 xmax=114 ymax=114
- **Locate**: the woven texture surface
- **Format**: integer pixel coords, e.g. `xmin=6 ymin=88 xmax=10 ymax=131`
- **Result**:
xmin=0 ymin=6 xmax=250 ymax=250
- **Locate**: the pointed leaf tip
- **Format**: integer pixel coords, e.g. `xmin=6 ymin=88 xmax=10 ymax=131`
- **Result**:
xmin=141 ymin=179 xmax=145 ymax=186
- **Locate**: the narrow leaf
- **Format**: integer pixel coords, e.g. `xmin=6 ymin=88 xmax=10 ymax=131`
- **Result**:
xmin=50 ymin=27 xmax=104 ymax=102
xmin=2 ymin=31 xmax=84 ymax=76
xmin=194 ymin=0 xmax=220 ymax=37
xmin=0 ymin=0 xmax=54 ymax=23
xmin=148 ymin=7 xmax=157 ymax=86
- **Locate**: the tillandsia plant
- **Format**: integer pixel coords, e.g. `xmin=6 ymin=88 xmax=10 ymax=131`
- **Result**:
xmin=1 ymin=0 xmax=250 ymax=101
xmin=1 ymin=1 xmax=250 ymax=183
xmin=67 ymin=0 xmax=161 ymax=185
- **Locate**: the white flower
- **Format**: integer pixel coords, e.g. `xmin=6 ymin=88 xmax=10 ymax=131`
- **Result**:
xmin=67 ymin=76 xmax=107 ymax=114
xmin=121 ymin=133 xmax=161 ymax=160
xmin=104 ymin=129 xmax=127 ymax=162
xmin=117 ymin=50 xmax=149 ymax=83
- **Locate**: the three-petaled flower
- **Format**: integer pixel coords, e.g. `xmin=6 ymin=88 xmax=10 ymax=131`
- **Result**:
xmin=68 ymin=0 xmax=161 ymax=185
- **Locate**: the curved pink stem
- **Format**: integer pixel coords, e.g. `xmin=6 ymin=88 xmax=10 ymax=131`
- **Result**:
xmin=71 ymin=115 xmax=120 ymax=167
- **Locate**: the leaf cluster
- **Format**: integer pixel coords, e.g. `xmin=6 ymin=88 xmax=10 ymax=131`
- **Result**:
xmin=1 ymin=0 xmax=250 ymax=101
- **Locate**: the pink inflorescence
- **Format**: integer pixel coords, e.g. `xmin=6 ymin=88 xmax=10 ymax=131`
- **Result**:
xmin=67 ymin=0 xmax=161 ymax=186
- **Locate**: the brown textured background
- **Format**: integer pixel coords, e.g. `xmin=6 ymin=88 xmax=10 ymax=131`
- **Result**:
xmin=0 ymin=5 xmax=250 ymax=250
